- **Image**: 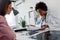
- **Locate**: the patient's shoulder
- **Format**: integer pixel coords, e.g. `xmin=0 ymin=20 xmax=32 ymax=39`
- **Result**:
xmin=0 ymin=15 xmax=5 ymax=19
xmin=0 ymin=15 xmax=6 ymax=23
xmin=0 ymin=15 xmax=4 ymax=19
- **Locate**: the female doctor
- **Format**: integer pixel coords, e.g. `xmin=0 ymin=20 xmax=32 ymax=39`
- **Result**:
xmin=29 ymin=2 xmax=60 ymax=40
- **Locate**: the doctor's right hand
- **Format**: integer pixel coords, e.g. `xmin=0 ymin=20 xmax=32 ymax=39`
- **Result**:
xmin=40 ymin=24 xmax=49 ymax=30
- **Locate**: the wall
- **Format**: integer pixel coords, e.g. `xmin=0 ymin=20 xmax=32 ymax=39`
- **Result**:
xmin=5 ymin=0 xmax=60 ymax=27
xmin=14 ymin=0 xmax=60 ymax=26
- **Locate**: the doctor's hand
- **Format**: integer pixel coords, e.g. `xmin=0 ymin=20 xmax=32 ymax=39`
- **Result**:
xmin=40 ymin=24 xmax=49 ymax=30
xmin=43 ymin=24 xmax=49 ymax=28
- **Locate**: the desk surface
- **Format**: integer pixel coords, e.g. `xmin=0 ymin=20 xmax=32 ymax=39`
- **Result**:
xmin=50 ymin=27 xmax=60 ymax=31
xmin=16 ymin=28 xmax=49 ymax=40
xmin=15 ymin=26 xmax=60 ymax=40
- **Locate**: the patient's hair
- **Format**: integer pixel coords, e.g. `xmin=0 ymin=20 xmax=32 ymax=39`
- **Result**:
xmin=0 ymin=0 xmax=11 ymax=16
xmin=35 ymin=2 xmax=48 ymax=11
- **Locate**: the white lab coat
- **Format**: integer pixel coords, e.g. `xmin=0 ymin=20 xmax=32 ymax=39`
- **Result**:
xmin=34 ymin=11 xmax=60 ymax=29
xmin=34 ymin=11 xmax=47 ymax=29
xmin=28 ymin=11 xmax=60 ymax=40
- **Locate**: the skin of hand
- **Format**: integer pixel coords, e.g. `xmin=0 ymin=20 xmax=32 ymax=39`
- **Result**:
xmin=40 ymin=24 xmax=49 ymax=30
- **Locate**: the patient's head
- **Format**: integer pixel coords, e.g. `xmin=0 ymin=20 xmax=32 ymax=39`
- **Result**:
xmin=0 ymin=0 xmax=12 ymax=16
xmin=35 ymin=2 xmax=48 ymax=16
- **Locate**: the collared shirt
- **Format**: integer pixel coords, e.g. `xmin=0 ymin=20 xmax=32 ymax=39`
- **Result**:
xmin=34 ymin=11 xmax=60 ymax=28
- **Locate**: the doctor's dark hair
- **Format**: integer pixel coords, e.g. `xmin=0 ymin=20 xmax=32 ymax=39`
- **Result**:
xmin=0 ymin=0 xmax=11 ymax=16
xmin=35 ymin=2 xmax=48 ymax=11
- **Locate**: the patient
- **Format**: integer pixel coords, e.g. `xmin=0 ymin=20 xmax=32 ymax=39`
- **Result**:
xmin=0 ymin=0 xmax=16 ymax=40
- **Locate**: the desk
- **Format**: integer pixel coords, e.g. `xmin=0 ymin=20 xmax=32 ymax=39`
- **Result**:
xmin=16 ymin=28 xmax=49 ymax=40
xmin=50 ymin=26 xmax=60 ymax=31
xmin=16 ymin=31 xmax=36 ymax=40
xmin=15 ymin=25 xmax=60 ymax=40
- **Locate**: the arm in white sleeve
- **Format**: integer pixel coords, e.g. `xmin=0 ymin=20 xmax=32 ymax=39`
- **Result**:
xmin=46 ymin=15 xmax=60 ymax=27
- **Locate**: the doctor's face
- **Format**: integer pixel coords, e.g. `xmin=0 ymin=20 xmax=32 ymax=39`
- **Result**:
xmin=37 ymin=9 xmax=47 ymax=16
